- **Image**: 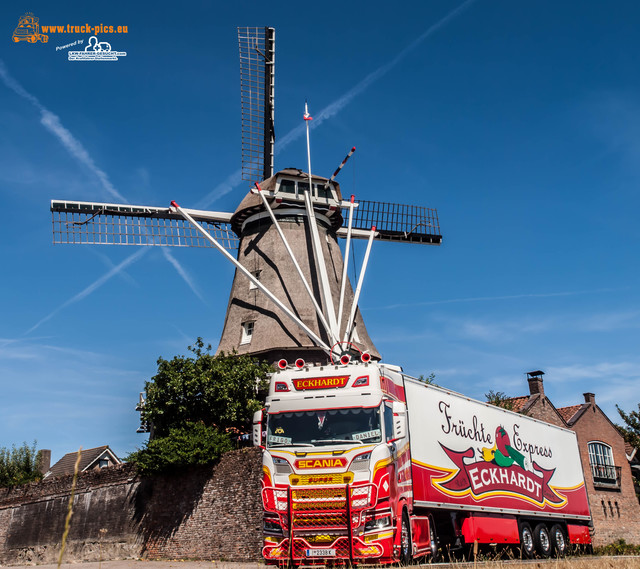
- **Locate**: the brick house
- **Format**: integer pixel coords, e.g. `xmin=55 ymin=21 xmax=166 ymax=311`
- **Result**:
xmin=506 ymin=371 xmax=640 ymax=546
xmin=44 ymin=445 xmax=121 ymax=479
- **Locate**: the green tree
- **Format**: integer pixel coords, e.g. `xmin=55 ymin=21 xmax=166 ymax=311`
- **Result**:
xmin=617 ymin=404 xmax=640 ymax=501
xmin=0 ymin=441 xmax=42 ymax=487
xmin=485 ymin=390 xmax=514 ymax=411
xmin=616 ymin=404 xmax=640 ymax=450
xmin=127 ymin=422 xmax=233 ymax=475
xmin=129 ymin=339 xmax=272 ymax=473
xmin=417 ymin=373 xmax=437 ymax=386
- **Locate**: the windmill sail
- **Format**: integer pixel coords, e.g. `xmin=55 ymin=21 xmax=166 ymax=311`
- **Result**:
xmin=351 ymin=200 xmax=441 ymax=244
xmin=238 ymin=27 xmax=275 ymax=184
xmin=50 ymin=196 xmax=440 ymax=250
xmin=51 ymin=200 xmax=238 ymax=251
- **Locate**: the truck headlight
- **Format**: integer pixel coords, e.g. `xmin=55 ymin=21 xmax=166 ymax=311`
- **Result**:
xmin=364 ymin=515 xmax=392 ymax=532
xmin=352 ymin=451 xmax=371 ymax=471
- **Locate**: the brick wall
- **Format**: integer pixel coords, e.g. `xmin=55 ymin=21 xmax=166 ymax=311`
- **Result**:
xmin=0 ymin=448 xmax=263 ymax=565
xmin=523 ymin=395 xmax=565 ymax=427
xmin=570 ymin=404 xmax=640 ymax=546
xmin=525 ymin=397 xmax=640 ymax=546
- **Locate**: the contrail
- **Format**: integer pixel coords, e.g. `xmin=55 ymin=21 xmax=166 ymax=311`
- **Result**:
xmin=0 ymin=59 xmax=127 ymax=203
xmin=297 ymin=0 xmax=477 ymax=131
xmin=25 ymin=248 xmax=148 ymax=335
xmin=1 ymin=61 xmax=210 ymax=316
xmin=196 ymin=169 xmax=243 ymax=210
xmin=161 ymin=248 xmax=207 ymax=304
xmin=374 ymin=287 xmax=628 ymax=310
xmin=197 ymin=0 xmax=476 ymax=209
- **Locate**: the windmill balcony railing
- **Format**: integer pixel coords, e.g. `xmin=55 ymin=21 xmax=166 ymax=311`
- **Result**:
xmin=590 ymin=463 xmax=621 ymax=488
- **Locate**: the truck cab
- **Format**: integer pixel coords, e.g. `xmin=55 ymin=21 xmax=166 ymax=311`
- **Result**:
xmin=253 ymin=361 xmax=418 ymax=565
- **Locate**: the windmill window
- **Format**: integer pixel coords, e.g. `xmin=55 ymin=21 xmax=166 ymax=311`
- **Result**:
xmin=249 ymin=270 xmax=261 ymax=290
xmin=240 ymin=321 xmax=255 ymax=345
xmin=279 ymin=179 xmax=296 ymax=195
xmin=316 ymin=184 xmax=332 ymax=199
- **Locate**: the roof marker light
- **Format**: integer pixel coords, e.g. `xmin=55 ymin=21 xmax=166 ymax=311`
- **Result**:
xmin=353 ymin=375 xmax=369 ymax=387
xmin=295 ymin=358 xmax=305 ymax=369
xmin=361 ymin=352 xmax=371 ymax=363
xmin=340 ymin=354 xmax=351 ymax=365
xmin=277 ymin=359 xmax=288 ymax=370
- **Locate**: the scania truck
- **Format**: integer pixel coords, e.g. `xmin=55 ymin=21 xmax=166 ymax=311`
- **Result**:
xmin=253 ymin=358 xmax=592 ymax=565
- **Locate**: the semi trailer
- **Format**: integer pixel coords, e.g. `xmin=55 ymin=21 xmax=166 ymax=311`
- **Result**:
xmin=253 ymin=359 xmax=592 ymax=565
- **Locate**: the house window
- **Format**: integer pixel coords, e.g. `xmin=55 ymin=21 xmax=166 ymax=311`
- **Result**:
xmin=240 ymin=321 xmax=255 ymax=345
xmin=249 ymin=270 xmax=261 ymax=290
xmin=98 ymin=458 xmax=109 ymax=468
xmin=588 ymin=441 xmax=619 ymax=487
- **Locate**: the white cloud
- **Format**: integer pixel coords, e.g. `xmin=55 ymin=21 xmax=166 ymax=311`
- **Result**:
xmin=580 ymin=309 xmax=640 ymax=332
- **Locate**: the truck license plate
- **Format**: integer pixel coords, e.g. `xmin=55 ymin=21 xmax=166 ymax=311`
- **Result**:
xmin=305 ymin=548 xmax=335 ymax=557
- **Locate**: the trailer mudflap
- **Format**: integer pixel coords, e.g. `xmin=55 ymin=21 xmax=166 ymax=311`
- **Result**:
xmin=566 ymin=523 xmax=591 ymax=545
xmin=460 ymin=514 xmax=520 ymax=544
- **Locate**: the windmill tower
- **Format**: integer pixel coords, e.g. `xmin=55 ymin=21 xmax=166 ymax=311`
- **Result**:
xmin=50 ymin=27 xmax=442 ymax=366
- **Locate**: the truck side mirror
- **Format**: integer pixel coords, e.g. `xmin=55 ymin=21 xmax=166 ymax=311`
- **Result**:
xmin=391 ymin=401 xmax=407 ymax=441
xmin=253 ymin=409 xmax=264 ymax=448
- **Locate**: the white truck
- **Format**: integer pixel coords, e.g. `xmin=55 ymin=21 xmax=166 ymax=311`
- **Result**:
xmin=253 ymin=359 xmax=592 ymax=565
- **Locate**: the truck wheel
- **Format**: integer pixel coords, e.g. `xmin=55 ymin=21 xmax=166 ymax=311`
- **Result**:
xmin=400 ymin=512 xmax=412 ymax=565
xmin=534 ymin=523 xmax=552 ymax=558
xmin=519 ymin=523 xmax=535 ymax=559
xmin=550 ymin=524 xmax=567 ymax=557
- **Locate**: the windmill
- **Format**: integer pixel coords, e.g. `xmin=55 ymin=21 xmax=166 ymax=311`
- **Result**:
xmin=50 ymin=27 xmax=442 ymax=367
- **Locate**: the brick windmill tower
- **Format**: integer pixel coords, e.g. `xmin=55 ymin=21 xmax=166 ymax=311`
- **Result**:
xmin=51 ymin=27 xmax=442 ymax=366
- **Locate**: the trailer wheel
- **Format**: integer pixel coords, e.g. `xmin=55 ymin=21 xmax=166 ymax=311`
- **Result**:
xmin=519 ymin=522 xmax=535 ymax=559
xmin=534 ymin=523 xmax=552 ymax=558
xmin=400 ymin=512 xmax=412 ymax=565
xmin=550 ymin=524 xmax=567 ymax=557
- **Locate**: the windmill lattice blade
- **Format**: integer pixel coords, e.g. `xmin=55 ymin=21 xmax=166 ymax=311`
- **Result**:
xmin=238 ymin=26 xmax=275 ymax=184
xmin=51 ymin=200 xmax=238 ymax=251
xmin=349 ymin=200 xmax=442 ymax=245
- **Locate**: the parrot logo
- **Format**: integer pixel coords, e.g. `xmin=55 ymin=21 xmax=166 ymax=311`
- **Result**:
xmin=481 ymin=426 xmax=531 ymax=471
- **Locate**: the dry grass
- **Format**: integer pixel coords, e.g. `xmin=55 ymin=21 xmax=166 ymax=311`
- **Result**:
xmin=56 ymin=447 xmax=82 ymax=569
xmin=416 ymin=557 xmax=640 ymax=569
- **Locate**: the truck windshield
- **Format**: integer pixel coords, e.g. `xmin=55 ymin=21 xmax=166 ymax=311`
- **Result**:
xmin=266 ymin=407 xmax=381 ymax=448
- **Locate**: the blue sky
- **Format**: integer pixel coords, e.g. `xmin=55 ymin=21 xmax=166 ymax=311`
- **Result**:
xmin=2 ymin=0 xmax=640 ymax=464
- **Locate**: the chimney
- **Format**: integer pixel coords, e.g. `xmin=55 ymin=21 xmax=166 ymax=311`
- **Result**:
xmin=584 ymin=392 xmax=596 ymax=405
xmin=38 ymin=449 xmax=51 ymax=475
xmin=526 ymin=370 xmax=545 ymax=396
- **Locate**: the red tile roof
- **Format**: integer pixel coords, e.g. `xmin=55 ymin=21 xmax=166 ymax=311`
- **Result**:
xmin=506 ymin=396 xmax=529 ymax=412
xmin=557 ymin=405 xmax=583 ymax=424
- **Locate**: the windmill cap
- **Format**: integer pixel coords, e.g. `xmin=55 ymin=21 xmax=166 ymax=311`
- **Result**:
xmin=231 ymin=168 xmax=344 ymax=235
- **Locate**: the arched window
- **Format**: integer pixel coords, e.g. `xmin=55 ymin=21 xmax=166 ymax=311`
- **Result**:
xmin=588 ymin=441 xmax=619 ymax=487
